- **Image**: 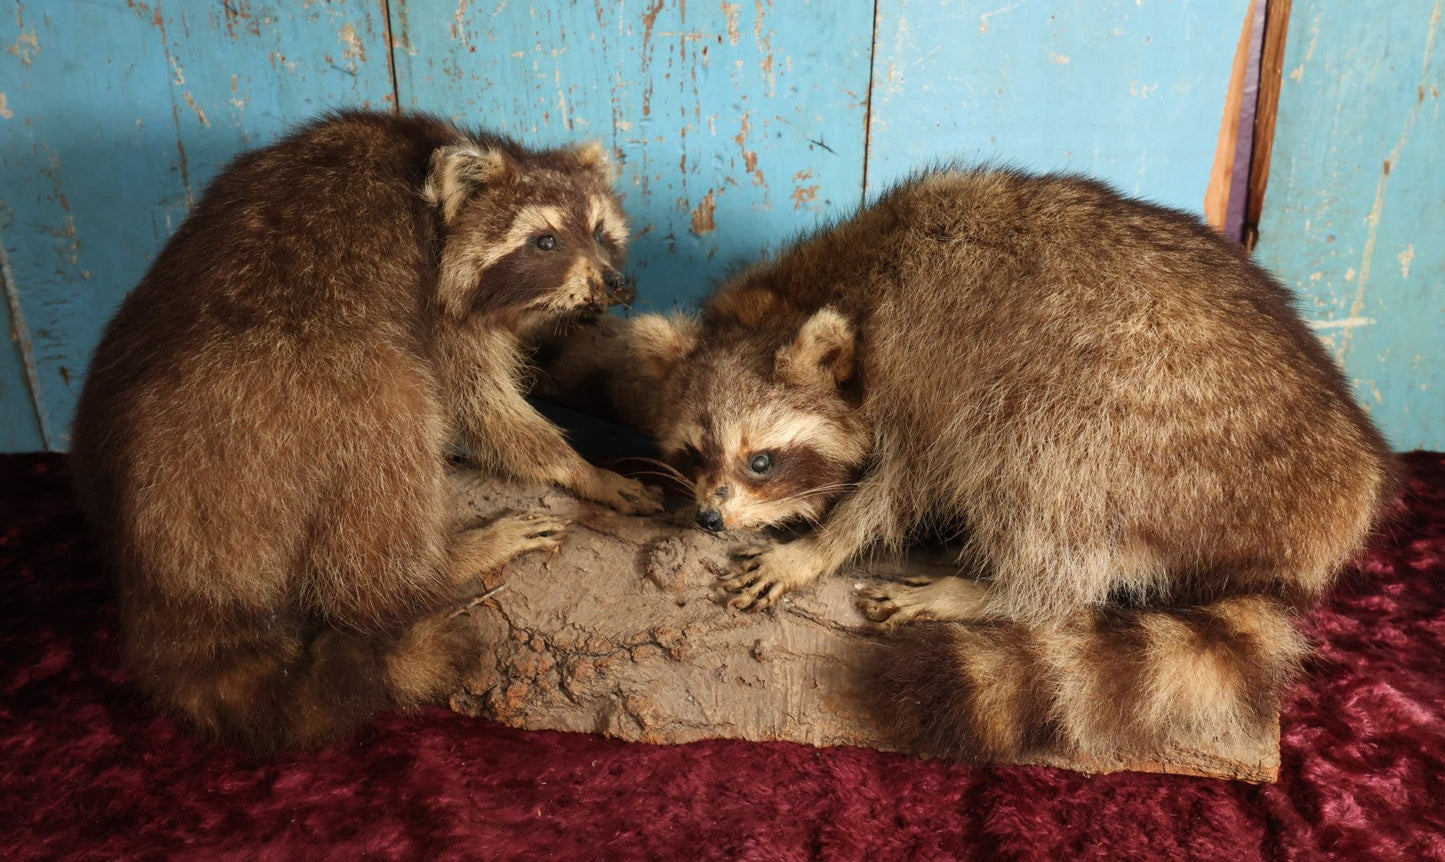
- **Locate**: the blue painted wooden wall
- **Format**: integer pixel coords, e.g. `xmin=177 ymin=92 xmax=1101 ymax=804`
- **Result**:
xmin=2 ymin=1 xmax=1438 ymax=453
xmin=1252 ymin=0 xmax=1444 ymax=452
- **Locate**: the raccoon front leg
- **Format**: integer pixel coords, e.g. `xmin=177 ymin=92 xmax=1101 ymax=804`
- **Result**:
xmin=444 ymin=327 xmax=664 ymax=516
xmin=720 ymin=468 xmax=904 ymax=611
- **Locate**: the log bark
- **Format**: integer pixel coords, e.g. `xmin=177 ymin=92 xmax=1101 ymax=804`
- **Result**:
xmin=446 ymin=470 xmax=1282 ymax=783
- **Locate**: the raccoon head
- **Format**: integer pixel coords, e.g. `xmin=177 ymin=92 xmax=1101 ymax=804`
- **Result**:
xmin=425 ymin=140 xmax=629 ymax=327
xmin=632 ymin=307 xmax=871 ymax=532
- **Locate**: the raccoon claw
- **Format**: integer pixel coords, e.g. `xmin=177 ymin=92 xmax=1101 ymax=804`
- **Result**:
xmin=730 ymin=553 xmax=764 ymax=575
xmin=716 ymin=542 xmax=820 ymax=611
xmin=855 ymin=576 xmax=990 ymax=627
xmin=856 ymin=586 xmax=918 ymax=629
xmin=729 ymin=545 xmax=769 ymax=572
xmin=719 ymin=573 xmax=788 ymax=611
xmin=494 ymin=511 xmax=569 ymax=555
xmin=587 ymin=468 xmax=665 ymax=516
xmin=449 ymin=511 xmax=569 ymax=584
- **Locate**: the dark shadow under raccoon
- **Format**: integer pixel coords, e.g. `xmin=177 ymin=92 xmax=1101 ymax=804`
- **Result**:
xmin=628 ymin=167 xmax=1397 ymax=761
xmin=69 ymin=110 xmax=661 ymax=753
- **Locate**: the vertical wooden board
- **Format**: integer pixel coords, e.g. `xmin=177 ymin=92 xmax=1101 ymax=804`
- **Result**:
xmin=0 ymin=1 xmax=393 ymax=449
xmin=390 ymin=0 xmax=875 ymax=311
xmin=1 ymin=252 xmax=45 ymax=451
xmin=867 ymin=0 xmax=1247 ymax=214
xmin=1253 ymin=1 xmax=1444 ymax=451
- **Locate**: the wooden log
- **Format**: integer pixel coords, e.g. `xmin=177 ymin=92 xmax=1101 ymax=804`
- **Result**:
xmin=446 ymin=470 xmax=1282 ymax=783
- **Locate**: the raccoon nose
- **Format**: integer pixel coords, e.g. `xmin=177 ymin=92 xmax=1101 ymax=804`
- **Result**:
xmin=696 ymin=508 xmax=725 ymax=533
xmin=603 ymin=268 xmax=624 ymax=296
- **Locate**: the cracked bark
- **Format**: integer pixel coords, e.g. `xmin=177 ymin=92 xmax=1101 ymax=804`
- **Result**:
xmin=446 ymin=470 xmax=1282 ymax=783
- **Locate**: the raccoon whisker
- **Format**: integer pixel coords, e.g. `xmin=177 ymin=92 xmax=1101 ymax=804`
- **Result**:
xmin=626 ymin=457 xmax=694 ymax=489
xmin=627 ymin=469 xmax=694 ymax=488
xmin=760 ymin=484 xmax=859 ymax=510
xmin=776 ymin=482 xmax=860 ymax=502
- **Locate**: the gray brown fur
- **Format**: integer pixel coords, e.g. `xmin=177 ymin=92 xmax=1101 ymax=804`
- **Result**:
xmin=629 ymin=168 xmax=1395 ymax=761
xmin=68 ymin=110 xmax=660 ymax=753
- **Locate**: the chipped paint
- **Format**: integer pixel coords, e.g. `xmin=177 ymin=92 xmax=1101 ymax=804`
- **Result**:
xmin=0 ymin=92 xmax=12 ymax=119
xmin=979 ymin=1 xmax=1027 ymax=33
xmin=722 ymin=2 xmax=741 ymax=45
xmin=1309 ymin=316 xmax=1377 ymax=330
xmin=182 ymin=92 xmax=208 ymax=126
xmin=1129 ymin=80 xmax=1159 ymax=98
xmin=1399 ymin=243 xmax=1416 ymax=278
xmin=733 ymin=111 xmax=764 ymax=187
xmin=5 ymin=20 xmax=38 ymax=67
xmin=690 ymin=190 xmax=718 ymax=235
xmin=339 ymin=23 xmax=368 ymax=62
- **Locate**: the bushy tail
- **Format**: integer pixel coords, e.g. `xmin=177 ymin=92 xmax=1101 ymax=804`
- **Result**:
xmin=129 ymin=604 xmax=480 ymax=754
xmin=867 ymin=596 xmax=1308 ymax=763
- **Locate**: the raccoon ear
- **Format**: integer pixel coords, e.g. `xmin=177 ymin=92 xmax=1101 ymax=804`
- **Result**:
xmin=571 ymin=141 xmax=613 ymax=180
xmin=775 ymin=307 xmax=856 ymax=389
xmin=424 ymin=145 xmax=511 ymax=224
xmin=628 ymin=313 xmax=700 ymax=380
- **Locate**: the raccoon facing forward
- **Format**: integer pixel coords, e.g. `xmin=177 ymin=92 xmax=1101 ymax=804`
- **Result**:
xmin=69 ymin=110 xmax=662 ymax=753
xmin=629 ymin=168 xmax=1395 ymax=761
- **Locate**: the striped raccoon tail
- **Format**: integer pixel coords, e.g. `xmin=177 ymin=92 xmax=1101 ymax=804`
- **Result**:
xmin=867 ymin=595 xmax=1309 ymax=762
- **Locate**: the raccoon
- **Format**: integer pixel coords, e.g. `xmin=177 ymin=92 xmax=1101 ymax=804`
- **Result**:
xmin=68 ymin=110 xmax=662 ymax=753
xmin=629 ymin=168 xmax=1396 ymax=760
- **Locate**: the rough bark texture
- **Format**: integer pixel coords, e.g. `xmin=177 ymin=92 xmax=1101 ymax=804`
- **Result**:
xmin=446 ymin=470 xmax=1281 ymax=783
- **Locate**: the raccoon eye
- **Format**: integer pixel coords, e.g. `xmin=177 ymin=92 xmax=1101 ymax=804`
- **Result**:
xmin=533 ymin=234 xmax=557 ymax=251
xmin=747 ymin=452 xmax=773 ymax=476
xmin=593 ymin=226 xmax=607 ymax=244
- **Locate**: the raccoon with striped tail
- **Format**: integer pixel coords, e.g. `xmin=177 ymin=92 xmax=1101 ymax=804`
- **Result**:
xmin=69 ymin=110 xmax=662 ymax=753
xmin=627 ymin=167 xmax=1395 ymax=761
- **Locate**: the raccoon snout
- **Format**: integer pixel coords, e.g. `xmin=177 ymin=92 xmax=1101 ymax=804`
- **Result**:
xmin=603 ymin=268 xmax=624 ymax=294
xmin=696 ymin=508 xmax=725 ymax=533
xmin=602 ymin=268 xmax=636 ymax=307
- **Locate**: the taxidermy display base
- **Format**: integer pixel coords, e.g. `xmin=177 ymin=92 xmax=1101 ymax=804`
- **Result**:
xmin=447 ymin=471 xmax=1280 ymax=783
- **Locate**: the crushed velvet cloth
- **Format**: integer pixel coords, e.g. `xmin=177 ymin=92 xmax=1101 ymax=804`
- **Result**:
xmin=2 ymin=452 xmax=1442 ymax=860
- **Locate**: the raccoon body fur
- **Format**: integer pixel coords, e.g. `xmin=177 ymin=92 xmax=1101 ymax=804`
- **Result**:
xmin=630 ymin=168 xmax=1395 ymax=761
xmin=69 ymin=110 xmax=662 ymax=753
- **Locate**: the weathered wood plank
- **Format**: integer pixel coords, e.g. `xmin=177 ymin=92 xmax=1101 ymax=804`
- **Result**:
xmin=0 ymin=1 xmax=393 ymax=449
xmin=1204 ymin=0 xmax=1259 ymax=234
xmin=866 ymin=0 xmax=1247 ymax=214
xmin=1 ymin=241 xmax=45 ymax=451
xmin=1253 ymin=0 xmax=1444 ymax=450
xmin=1243 ymin=0 xmax=1292 ymax=248
xmin=389 ymin=0 xmax=875 ymax=312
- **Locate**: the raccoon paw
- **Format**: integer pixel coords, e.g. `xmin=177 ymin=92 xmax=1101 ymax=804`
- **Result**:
xmin=584 ymin=467 xmax=666 ymax=516
xmin=717 ymin=542 xmax=821 ymax=611
xmin=856 ymin=576 xmax=991 ymax=627
xmin=450 ymin=511 xmax=568 ymax=584
xmin=490 ymin=511 xmax=569 ymax=555
xmin=855 ymin=585 xmax=932 ymax=629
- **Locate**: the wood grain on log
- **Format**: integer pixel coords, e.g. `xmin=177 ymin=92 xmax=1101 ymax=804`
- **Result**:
xmin=446 ymin=471 xmax=1282 ymax=783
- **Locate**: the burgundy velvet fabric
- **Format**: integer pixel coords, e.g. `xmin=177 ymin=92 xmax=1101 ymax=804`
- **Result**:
xmin=2 ymin=452 xmax=1443 ymax=860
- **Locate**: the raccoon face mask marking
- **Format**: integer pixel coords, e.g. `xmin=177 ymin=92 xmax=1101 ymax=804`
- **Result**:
xmin=428 ymin=142 xmax=629 ymax=325
xmin=634 ymin=309 xmax=871 ymax=532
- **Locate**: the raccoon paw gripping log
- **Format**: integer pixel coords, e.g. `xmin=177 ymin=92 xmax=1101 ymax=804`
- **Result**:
xmin=69 ymin=110 xmax=660 ymax=753
xmin=629 ymin=167 xmax=1396 ymax=763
